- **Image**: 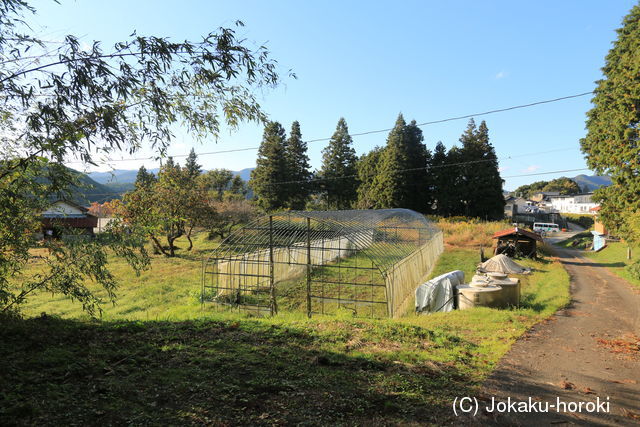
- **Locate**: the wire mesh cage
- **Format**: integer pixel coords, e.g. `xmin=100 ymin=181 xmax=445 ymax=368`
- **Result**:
xmin=201 ymin=209 xmax=444 ymax=318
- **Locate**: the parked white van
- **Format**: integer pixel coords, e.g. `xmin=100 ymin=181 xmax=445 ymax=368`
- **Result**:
xmin=533 ymin=222 xmax=560 ymax=233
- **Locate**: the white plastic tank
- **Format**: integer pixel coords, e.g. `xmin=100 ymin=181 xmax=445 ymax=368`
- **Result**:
xmin=490 ymin=277 xmax=520 ymax=307
xmin=456 ymin=284 xmax=504 ymax=310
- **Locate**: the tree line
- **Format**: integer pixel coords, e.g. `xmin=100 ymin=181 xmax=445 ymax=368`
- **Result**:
xmin=249 ymin=115 xmax=505 ymax=219
xmin=513 ymin=177 xmax=582 ymax=199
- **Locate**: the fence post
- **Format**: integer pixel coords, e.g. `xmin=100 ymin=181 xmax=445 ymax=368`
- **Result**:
xmin=201 ymin=256 xmax=205 ymax=309
xmin=269 ymin=215 xmax=277 ymax=315
xmin=306 ymin=217 xmax=312 ymax=318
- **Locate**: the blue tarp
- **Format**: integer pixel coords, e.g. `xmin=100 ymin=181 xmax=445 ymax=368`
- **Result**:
xmin=591 ymin=230 xmax=606 ymax=251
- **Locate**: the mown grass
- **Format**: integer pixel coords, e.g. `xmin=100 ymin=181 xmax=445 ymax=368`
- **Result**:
xmin=3 ymin=223 xmax=571 ymax=425
xmin=1 ymin=254 xmax=569 ymax=426
xmin=558 ymin=234 xmax=640 ymax=289
xmin=18 ymin=232 xmax=219 ymax=321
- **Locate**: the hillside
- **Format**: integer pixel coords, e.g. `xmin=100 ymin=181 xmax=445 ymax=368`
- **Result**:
xmin=42 ymin=168 xmax=122 ymax=204
xmin=88 ymin=168 xmax=159 ymax=185
xmin=572 ymin=174 xmax=612 ymax=192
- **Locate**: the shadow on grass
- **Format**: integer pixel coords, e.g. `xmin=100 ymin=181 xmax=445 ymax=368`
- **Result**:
xmin=518 ymin=294 xmax=558 ymax=313
xmin=0 ymin=315 xmax=477 ymax=425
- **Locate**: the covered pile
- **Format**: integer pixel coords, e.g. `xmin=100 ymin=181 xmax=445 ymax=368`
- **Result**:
xmin=415 ymin=270 xmax=464 ymax=314
xmin=478 ymin=254 xmax=530 ymax=274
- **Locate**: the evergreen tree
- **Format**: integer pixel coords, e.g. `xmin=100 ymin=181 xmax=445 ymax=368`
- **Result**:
xmin=369 ymin=114 xmax=431 ymax=211
xmin=229 ymin=175 xmax=248 ymax=198
xmin=581 ymin=3 xmax=640 ymax=243
xmin=404 ymin=120 xmax=432 ymax=212
xmin=134 ymin=165 xmax=156 ymax=190
xmin=370 ymin=114 xmax=409 ymax=208
xmin=249 ymin=122 xmax=289 ymax=211
xmin=285 ymin=121 xmax=311 ymax=209
xmin=431 ymin=141 xmax=458 ymax=216
xmin=445 ymin=145 xmax=466 ymax=216
xmin=457 ymin=119 xmax=504 ymax=219
xmin=163 ymin=156 xmax=179 ymax=172
xmin=356 ymin=147 xmax=384 ymax=209
xmin=184 ymin=148 xmax=202 ymax=181
xmin=320 ymin=118 xmax=358 ymax=209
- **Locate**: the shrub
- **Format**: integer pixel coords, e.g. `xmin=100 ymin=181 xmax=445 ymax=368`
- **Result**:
xmin=626 ymin=260 xmax=640 ymax=280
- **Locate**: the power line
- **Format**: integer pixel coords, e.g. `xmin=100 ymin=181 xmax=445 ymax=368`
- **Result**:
xmin=80 ymin=163 xmax=592 ymax=198
xmin=306 ymin=92 xmax=594 ymax=143
xmin=72 ymin=147 xmax=583 ymax=198
xmin=64 ymin=90 xmax=593 ymax=166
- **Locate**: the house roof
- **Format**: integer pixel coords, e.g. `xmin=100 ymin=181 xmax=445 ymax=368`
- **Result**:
xmin=492 ymin=227 xmax=543 ymax=242
xmin=590 ymin=206 xmax=601 ymax=212
xmin=45 ymin=199 xmax=97 ymax=217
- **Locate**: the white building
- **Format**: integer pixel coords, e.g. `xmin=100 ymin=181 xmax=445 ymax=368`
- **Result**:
xmin=548 ymin=193 xmax=599 ymax=214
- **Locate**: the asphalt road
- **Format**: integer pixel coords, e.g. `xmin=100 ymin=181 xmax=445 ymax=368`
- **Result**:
xmin=476 ymin=242 xmax=640 ymax=425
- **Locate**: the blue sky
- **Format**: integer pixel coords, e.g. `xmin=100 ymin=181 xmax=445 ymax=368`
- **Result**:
xmin=31 ymin=0 xmax=636 ymax=190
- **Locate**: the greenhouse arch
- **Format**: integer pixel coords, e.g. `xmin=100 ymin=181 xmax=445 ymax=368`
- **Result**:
xmin=202 ymin=209 xmax=444 ymax=318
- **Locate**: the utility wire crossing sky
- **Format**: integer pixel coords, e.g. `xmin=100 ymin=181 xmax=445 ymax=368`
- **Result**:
xmin=26 ymin=0 xmax=636 ymax=190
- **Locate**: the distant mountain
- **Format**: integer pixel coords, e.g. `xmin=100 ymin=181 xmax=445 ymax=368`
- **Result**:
xmin=88 ymin=167 xmax=254 ymax=185
xmin=572 ymin=174 xmax=612 ymax=192
xmin=103 ymin=181 xmax=135 ymax=194
xmin=88 ymin=168 xmax=159 ymax=185
xmin=232 ymin=168 xmax=254 ymax=181
xmin=41 ymin=168 xmax=123 ymax=204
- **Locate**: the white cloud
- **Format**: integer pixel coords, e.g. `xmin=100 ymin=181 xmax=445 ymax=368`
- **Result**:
xmin=495 ymin=71 xmax=508 ymax=79
xmin=522 ymin=165 xmax=540 ymax=173
xmin=498 ymin=166 xmax=511 ymax=173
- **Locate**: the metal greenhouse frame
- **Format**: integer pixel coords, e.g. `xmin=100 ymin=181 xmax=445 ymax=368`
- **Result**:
xmin=201 ymin=209 xmax=444 ymax=318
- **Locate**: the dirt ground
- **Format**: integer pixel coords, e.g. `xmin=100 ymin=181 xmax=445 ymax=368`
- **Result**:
xmin=477 ymin=245 xmax=640 ymax=425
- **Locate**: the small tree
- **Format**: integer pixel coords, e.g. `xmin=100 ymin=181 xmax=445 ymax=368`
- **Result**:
xmin=123 ymin=163 xmax=215 ymax=256
xmin=207 ymin=199 xmax=258 ymax=240
xmin=198 ymin=169 xmax=235 ymax=200
xmin=184 ymin=148 xmax=203 ymax=181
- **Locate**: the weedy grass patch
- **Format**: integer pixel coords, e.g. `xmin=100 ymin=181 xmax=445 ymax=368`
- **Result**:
xmin=436 ymin=218 xmax=509 ymax=248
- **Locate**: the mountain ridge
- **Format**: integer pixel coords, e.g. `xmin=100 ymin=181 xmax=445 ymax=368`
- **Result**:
xmin=88 ymin=167 xmax=254 ymax=184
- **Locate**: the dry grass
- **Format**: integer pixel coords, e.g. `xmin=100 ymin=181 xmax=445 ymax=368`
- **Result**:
xmin=436 ymin=218 xmax=509 ymax=248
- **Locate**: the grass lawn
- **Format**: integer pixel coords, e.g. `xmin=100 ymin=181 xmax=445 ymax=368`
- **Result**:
xmin=2 ymin=226 xmax=571 ymax=425
xmin=558 ymin=234 xmax=640 ymax=289
xmin=16 ymin=232 xmax=220 ymax=321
